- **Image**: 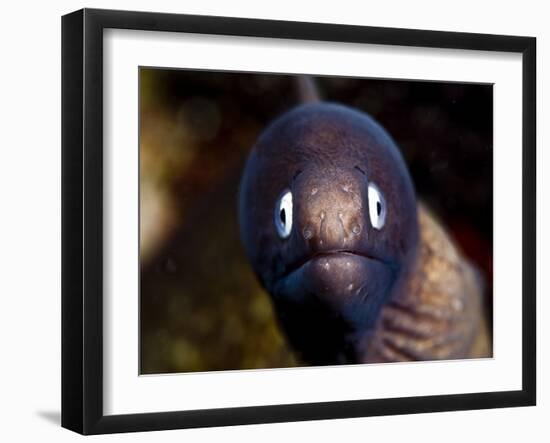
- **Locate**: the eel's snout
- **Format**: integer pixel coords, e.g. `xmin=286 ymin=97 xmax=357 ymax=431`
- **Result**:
xmin=294 ymin=168 xmax=365 ymax=253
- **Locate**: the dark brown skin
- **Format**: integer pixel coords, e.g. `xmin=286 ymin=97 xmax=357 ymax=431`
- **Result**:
xmin=239 ymin=102 xmax=489 ymax=365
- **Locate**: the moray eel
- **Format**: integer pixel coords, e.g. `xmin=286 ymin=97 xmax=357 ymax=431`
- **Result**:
xmin=238 ymin=91 xmax=490 ymax=365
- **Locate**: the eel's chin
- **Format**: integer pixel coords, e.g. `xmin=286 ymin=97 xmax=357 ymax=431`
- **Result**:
xmin=272 ymin=251 xmax=395 ymax=328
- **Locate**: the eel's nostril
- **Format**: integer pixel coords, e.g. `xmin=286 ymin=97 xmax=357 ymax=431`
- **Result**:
xmin=352 ymin=224 xmax=362 ymax=235
xmin=303 ymin=226 xmax=313 ymax=240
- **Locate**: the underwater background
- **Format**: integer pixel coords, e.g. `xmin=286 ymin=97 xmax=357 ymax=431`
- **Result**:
xmin=139 ymin=69 xmax=493 ymax=374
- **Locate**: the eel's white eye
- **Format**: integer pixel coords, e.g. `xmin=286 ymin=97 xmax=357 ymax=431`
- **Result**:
xmin=368 ymin=183 xmax=386 ymax=230
xmin=275 ymin=190 xmax=293 ymax=239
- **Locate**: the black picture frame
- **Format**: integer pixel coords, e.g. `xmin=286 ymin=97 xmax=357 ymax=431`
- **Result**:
xmin=61 ymin=8 xmax=536 ymax=435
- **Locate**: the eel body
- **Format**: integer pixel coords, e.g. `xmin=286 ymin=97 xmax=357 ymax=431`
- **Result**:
xmin=238 ymin=97 xmax=490 ymax=365
xmin=364 ymin=204 xmax=490 ymax=363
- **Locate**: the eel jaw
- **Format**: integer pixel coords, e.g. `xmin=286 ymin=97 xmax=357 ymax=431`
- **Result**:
xmin=270 ymin=251 xmax=397 ymax=365
xmin=273 ymin=251 xmax=396 ymax=326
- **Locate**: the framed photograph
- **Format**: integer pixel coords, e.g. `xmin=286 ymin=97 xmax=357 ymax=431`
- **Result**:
xmin=61 ymin=8 xmax=536 ymax=435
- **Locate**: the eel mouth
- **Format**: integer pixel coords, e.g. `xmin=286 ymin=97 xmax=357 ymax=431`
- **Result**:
xmin=281 ymin=250 xmax=386 ymax=279
xmin=273 ymin=249 xmax=396 ymax=311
